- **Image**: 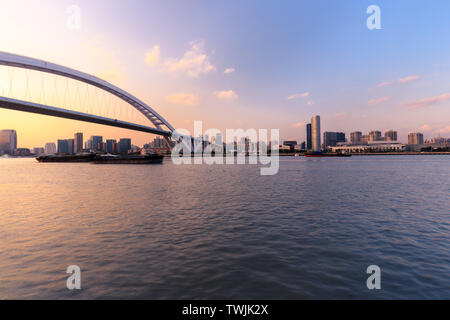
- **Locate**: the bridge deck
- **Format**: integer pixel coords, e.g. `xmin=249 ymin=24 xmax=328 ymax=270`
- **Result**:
xmin=0 ymin=97 xmax=172 ymax=137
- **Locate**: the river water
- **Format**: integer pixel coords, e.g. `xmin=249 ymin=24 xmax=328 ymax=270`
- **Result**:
xmin=0 ymin=156 xmax=449 ymax=299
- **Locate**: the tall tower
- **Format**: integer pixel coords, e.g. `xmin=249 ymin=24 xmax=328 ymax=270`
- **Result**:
xmin=74 ymin=132 xmax=83 ymax=153
xmin=306 ymin=123 xmax=312 ymax=150
xmin=311 ymin=115 xmax=321 ymax=152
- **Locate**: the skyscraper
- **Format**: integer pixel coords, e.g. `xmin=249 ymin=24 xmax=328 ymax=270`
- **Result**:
xmin=323 ymin=132 xmax=346 ymax=147
xmin=67 ymin=139 xmax=75 ymax=154
xmin=311 ymin=116 xmax=321 ymax=152
xmin=306 ymin=123 xmax=312 ymax=150
xmin=369 ymin=131 xmax=382 ymax=142
xmin=44 ymin=143 xmax=56 ymax=155
xmin=106 ymin=139 xmax=117 ymax=153
xmin=408 ymin=132 xmax=424 ymax=145
xmin=118 ymin=138 xmax=132 ymax=154
xmin=57 ymin=140 xmax=69 ymax=154
xmin=91 ymin=136 xmax=103 ymax=151
xmin=350 ymin=131 xmax=362 ymax=144
xmin=74 ymin=132 xmax=83 ymax=153
xmin=0 ymin=130 xmax=17 ymax=155
xmin=384 ymin=130 xmax=398 ymax=141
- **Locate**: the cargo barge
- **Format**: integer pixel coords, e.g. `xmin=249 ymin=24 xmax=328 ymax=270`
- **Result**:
xmin=92 ymin=154 xmax=164 ymax=164
xmin=36 ymin=153 xmax=96 ymax=162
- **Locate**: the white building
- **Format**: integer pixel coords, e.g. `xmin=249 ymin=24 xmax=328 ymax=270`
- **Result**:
xmin=44 ymin=142 xmax=57 ymax=155
xmin=331 ymin=141 xmax=405 ymax=153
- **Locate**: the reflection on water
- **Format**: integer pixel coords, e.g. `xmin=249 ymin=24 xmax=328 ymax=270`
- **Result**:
xmin=0 ymin=156 xmax=449 ymax=299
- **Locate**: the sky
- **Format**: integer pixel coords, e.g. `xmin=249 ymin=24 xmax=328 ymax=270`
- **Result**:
xmin=1 ymin=0 xmax=450 ymax=148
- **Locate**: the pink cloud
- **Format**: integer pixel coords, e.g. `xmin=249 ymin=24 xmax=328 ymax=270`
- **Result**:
xmin=368 ymin=96 xmax=392 ymax=106
xmin=376 ymin=75 xmax=421 ymax=88
xmin=377 ymin=81 xmax=394 ymax=88
xmin=398 ymin=93 xmax=450 ymax=110
xmin=398 ymin=75 xmax=421 ymax=84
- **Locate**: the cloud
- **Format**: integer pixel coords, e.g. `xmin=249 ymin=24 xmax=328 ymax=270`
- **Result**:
xmin=287 ymin=92 xmax=309 ymax=100
xmin=419 ymin=124 xmax=432 ymax=131
xmin=162 ymin=40 xmax=216 ymax=77
xmin=290 ymin=122 xmax=306 ymax=129
xmin=377 ymin=81 xmax=395 ymax=88
xmin=213 ymin=90 xmax=238 ymax=101
xmin=418 ymin=124 xmax=450 ymax=135
xmin=307 ymin=100 xmax=315 ymax=105
xmin=398 ymin=93 xmax=450 ymax=110
xmin=165 ymin=93 xmax=199 ymax=106
xmin=398 ymin=75 xmax=421 ymax=84
xmin=86 ymin=37 xmax=126 ymax=83
xmin=368 ymin=96 xmax=392 ymax=106
xmin=377 ymin=75 xmax=421 ymax=88
xmin=224 ymin=67 xmax=235 ymax=74
xmin=145 ymin=45 xmax=160 ymax=67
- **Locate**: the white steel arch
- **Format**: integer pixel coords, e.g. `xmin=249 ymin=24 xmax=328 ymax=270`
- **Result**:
xmin=0 ymin=51 xmax=174 ymax=133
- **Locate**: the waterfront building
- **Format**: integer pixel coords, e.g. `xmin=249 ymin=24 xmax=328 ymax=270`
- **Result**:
xmin=67 ymin=139 xmax=75 ymax=154
xmin=361 ymin=135 xmax=370 ymax=144
xmin=323 ymin=132 xmax=346 ymax=147
xmin=306 ymin=123 xmax=312 ymax=150
xmin=350 ymin=131 xmax=362 ymax=144
xmin=106 ymin=139 xmax=117 ymax=154
xmin=0 ymin=129 xmax=17 ymax=155
xmin=13 ymin=148 xmax=31 ymax=156
xmin=384 ymin=130 xmax=398 ymax=141
xmin=91 ymin=136 xmax=103 ymax=151
xmin=44 ymin=142 xmax=57 ymax=155
xmin=369 ymin=130 xmax=382 ymax=142
xmin=57 ymin=140 xmax=69 ymax=154
xmin=283 ymin=140 xmax=297 ymax=152
xmin=74 ymin=133 xmax=83 ymax=153
xmin=300 ymin=141 xmax=306 ymax=150
xmin=118 ymin=138 xmax=132 ymax=154
xmin=33 ymin=147 xmax=45 ymax=156
xmin=311 ymin=116 xmax=321 ymax=152
xmin=408 ymin=132 xmax=424 ymax=145
xmin=331 ymin=141 xmax=405 ymax=153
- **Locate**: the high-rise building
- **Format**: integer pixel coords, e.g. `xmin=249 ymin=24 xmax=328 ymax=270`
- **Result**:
xmin=74 ymin=132 xmax=83 ymax=153
xmin=91 ymin=136 xmax=103 ymax=151
xmin=57 ymin=140 xmax=69 ymax=154
xmin=306 ymin=123 xmax=312 ymax=150
xmin=384 ymin=130 xmax=398 ymax=141
xmin=369 ymin=131 xmax=382 ymax=142
xmin=336 ymin=132 xmax=346 ymax=144
xmin=350 ymin=131 xmax=362 ymax=144
xmin=323 ymin=132 xmax=346 ymax=147
xmin=300 ymin=141 xmax=306 ymax=150
xmin=118 ymin=138 xmax=132 ymax=154
xmin=67 ymin=139 xmax=75 ymax=154
xmin=311 ymin=116 xmax=321 ymax=152
xmin=408 ymin=132 xmax=424 ymax=145
xmin=106 ymin=139 xmax=117 ymax=153
xmin=44 ymin=143 xmax=57 ymax=155
xmin=0 ymin=129 xmax=17 ymax=155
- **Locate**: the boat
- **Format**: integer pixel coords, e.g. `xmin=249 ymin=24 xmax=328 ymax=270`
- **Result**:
xmin=305 ymin=151 xmax=351 ymax=157
xmin=91 ymin=154 xmax=164 ymax=164
xmin=36 ymin=153 xmax=96 ymax=162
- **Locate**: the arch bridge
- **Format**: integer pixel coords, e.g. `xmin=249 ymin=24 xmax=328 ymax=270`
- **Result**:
xmin=0 ymin=51 xmax=174 ymax=140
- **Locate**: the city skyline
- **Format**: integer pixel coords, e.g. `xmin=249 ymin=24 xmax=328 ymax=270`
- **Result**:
xmin=1 ymin=0 xmax=450 ymax=148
